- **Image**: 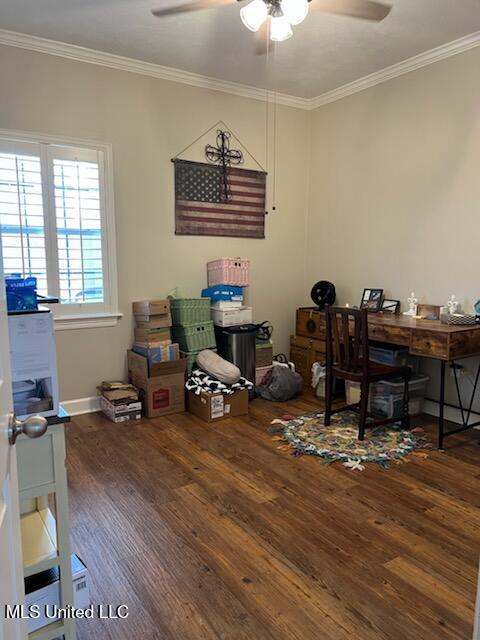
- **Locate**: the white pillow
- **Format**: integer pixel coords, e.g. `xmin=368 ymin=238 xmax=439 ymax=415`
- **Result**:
xmin=196 ymin=350 xmax=241 ymax=385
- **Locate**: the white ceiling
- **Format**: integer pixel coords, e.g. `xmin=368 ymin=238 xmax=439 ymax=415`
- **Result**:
xmin=1 ymin=0 xmax=480 ymax=99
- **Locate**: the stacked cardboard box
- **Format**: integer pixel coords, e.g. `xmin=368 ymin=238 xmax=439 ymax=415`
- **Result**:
xmin=132 ymin=299 xmax=181 ymax=364
xmin=255 ymin=340 xmax=273 ymax=385
xmin=187 ymin=388 xmax=249 ymax=423
xmin=203 ymin=285 xmax=253 ymax=328
xmin=203 ymin=265 xmax=258 ymax=392
xmin=127 ymin=350 xmax=186 ymax=418
xmin=97 ymin=382 xmax=142 ymax=423
xmin=203 ymin=279 xmax=274 ymax=386
xmin=130 ymin=299 xmax=186 ymax=418
xmin=133 ymin=299 xmax=172 ymax=349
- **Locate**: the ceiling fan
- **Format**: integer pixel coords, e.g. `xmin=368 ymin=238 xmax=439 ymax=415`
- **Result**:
xmin=152 ymin=0 xmax=392 ymax=50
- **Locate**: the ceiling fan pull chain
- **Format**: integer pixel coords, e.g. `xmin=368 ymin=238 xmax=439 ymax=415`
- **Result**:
xmin=264 ymin=16 xmax=270 ymax=214
xmin=272 ymin=40 xmax=277 ymax=213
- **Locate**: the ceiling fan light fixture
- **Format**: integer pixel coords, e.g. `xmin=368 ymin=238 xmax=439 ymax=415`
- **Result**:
xmin=270 ymin=13 xmax=293 ymax=41
xmin=240 ymin=0 xmax=268 ymax=32
xmin=280 ymin=0 xmax=309 ymax=25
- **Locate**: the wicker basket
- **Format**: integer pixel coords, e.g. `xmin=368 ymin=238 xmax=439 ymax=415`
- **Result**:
xmin=172 ymin=321 xmax=216 ymax=351
xmin=170 ymin=298 xmax=211 ymax=325
xmin=441 ymin=313 xmax=476 ymax=326
xmin=207 ymin=257 xmax=250 ymax=287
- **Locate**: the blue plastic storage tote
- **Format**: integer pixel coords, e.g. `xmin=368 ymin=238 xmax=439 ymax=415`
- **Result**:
xmin=201 ymin=285 xmax=243 ymax=302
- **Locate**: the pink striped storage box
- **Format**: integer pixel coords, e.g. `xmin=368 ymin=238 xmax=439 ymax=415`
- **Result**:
xmin=207 ymin=257 xmax=250 ymax=287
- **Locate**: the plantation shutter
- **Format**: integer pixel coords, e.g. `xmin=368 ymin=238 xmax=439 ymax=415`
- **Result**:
xmin=50 ymin=146 xmax=105 ymax=304
xmin=0 ymin=135 xmax=115 ymax=321
xmin=0 ymin=141 xmax=48 ymax=295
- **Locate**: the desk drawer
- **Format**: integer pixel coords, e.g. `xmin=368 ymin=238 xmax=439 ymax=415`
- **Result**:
xmin=290 ymin=346 xmax=311 ymax=380
xmin=290 ymin=334 xmax=326 ymax=353
xmin=296 ymin=309 xmax=325 ymax=340
xmin=449 ymin=330 xmax=480 ymax=360
xmin=290 ymin=335 xmax=326 ymax=385
xmin=411 ymin=330 xmax=448 ymax=359
xmin=369 ymin=323 xmax=411 ymax=346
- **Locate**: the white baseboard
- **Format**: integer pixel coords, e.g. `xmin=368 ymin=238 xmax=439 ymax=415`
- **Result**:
xmin=423 ymin=399 xmax=480 ymax=429
xmin=61 ymin=396 xmax=100 ymax=416
xmin=61 ymin=395 xmax=478 ymax=426
xmin=423 ymin=399 xmax=462 ymax=424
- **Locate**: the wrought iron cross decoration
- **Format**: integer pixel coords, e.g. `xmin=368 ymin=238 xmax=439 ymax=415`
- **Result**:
xmin=205 ymin=130 xmax=244 ymax=201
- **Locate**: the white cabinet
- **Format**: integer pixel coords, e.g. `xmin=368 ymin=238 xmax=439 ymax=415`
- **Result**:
xmin=16 ymin=408 xmax=75 ymax=640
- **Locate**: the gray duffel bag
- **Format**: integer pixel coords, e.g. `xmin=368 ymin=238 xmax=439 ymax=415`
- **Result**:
xmin=256 ymin=365 xmax=303 ymax=402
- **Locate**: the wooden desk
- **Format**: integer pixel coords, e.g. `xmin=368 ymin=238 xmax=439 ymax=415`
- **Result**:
xmin=295 ymin=308 xmax=480 ymax=448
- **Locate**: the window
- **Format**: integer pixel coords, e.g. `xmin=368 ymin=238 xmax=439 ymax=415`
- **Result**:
xmin=0 ymin=133 xmax=118 ymax=327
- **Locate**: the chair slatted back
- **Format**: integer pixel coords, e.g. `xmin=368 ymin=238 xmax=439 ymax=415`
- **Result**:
xmin=325 ymin=306 xmax=369 ymax=374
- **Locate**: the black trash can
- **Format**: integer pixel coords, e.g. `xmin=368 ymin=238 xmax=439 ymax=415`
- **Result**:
xmin=214 ymin=324 xmax=256 ymax=398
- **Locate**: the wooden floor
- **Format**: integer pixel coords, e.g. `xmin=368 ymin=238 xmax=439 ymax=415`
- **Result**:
xmin=66 ymin=394 xmax=480 ymax=640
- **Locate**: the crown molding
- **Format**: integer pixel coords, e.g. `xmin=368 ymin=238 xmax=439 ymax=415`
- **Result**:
xmin=0 ymin=28 xmax=310 ymax=110
xmin=1 ymin=28 xmax=480 ymax=112
xmin=310 ymin=30 xmax=480 ymax=109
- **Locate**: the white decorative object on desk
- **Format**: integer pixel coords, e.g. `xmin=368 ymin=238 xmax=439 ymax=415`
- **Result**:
xmin=447 ymin=295 xmax=459 ymax=315
xmin=403 ymin=292 xmax=418 ymax=317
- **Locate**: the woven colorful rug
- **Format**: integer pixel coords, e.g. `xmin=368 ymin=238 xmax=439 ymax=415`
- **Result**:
xmin=269 ymin=411 xmax=430 ymax=471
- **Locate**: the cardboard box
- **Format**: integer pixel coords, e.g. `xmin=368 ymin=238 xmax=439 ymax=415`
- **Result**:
xmin=98 ymin=382 xmax=138 ymax=402
xmin=100 ymin=396 xmax=142 ymax=423
xmin=211 ymin=300 xmax=243 ymax=310
xmin=132 ymin=343 xmax=179 ymax=364
xmin=134 ymin=340 xmax=172 ymax=351
xmin=131 ymin=374 xmax=185 ymax=418
xmin=187 ymin=388 xmax=249 ymax=423
xmin=211 ymin=306 xmax=253 ymax=328
xmin=127 ymin=349 xmax=186 ymax=379
xmin=8 ymin=310 xmax=59 ymax=419
xmin=134 ymin=327 xmax=171 ymax=344
xmin=127 ymin=350 xmax=186 ymax=418
xmin=256 ymin=343 xmax=273 ymax=368
xmin=135 ymin=314 xmax=172 ymax=329
xmin=133 ymin=299 xmax=170 ymax=317
xmin=24 ymin=554 xmax=90 ymax=633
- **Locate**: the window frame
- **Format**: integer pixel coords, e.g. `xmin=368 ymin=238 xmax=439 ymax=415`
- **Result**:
xmin=0 ymin=129 xmax=120 ymax=330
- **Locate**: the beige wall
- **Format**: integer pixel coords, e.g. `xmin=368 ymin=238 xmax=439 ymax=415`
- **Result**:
xmin=3 ymin=40 xmax=480 ymax=410
xmin=0 ymin=44 xmax=310 ymax=401
xmin=306 ymin=47 xmax=480 ymax=411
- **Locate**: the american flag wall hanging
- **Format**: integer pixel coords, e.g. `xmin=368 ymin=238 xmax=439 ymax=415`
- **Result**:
xmin=174 ymin=160 xmax=267 ymax=239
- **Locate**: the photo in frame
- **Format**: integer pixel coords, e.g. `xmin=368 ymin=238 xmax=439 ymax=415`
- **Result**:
xmin=361 ymin=288 xmax=384 ymax=312
xmin=417 ymin=304 xmax=441 ymax=320
xmin=381 ymin=299 xmax=400 ymax=314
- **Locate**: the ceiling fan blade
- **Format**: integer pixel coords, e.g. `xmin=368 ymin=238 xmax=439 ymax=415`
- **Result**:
xmin=254 ymin=20 xmax=275 ymax=56
xmin=311 ymin=0 xmax=391 ymax=21
xmin=152 ymin=0 xmax=234 ymax=18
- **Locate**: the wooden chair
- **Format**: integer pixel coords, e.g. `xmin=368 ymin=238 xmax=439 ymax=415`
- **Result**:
xmin=324 ymin=305 xmax=411 ymax=441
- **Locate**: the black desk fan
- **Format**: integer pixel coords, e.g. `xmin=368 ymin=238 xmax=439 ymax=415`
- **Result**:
xmin=311 ymin=281 xmax=336 ymax=310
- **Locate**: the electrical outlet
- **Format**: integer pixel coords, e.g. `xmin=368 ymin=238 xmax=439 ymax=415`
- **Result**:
xmin=450 ymin=362 xmax=465 ymax=377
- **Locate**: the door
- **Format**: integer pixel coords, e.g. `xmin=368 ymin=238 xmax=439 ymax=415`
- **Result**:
xmin=0 ymin=252 xmax=26 ymax=639
xmin=474 ymin=561 xmax=480 ymax=640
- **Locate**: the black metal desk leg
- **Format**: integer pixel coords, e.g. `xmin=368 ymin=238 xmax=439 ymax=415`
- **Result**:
xmin=438 ymin=360 xmax=446 ymax=449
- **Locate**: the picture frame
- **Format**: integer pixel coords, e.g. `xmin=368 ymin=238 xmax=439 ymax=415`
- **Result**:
xmin=360 ymin=288 xmax=384 ymax=312
xmin=381 ymin=299 xmax=400 ymax=314
xmin=417 ymin=304 xmax=441 ymax=321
